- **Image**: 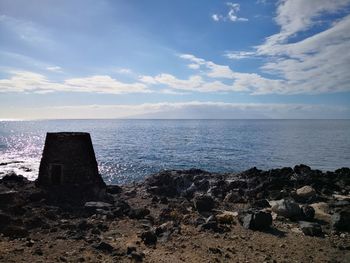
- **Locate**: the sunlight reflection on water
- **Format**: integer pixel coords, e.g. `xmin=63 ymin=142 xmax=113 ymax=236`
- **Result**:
xmin=0 ymin=119 xmax=349 ymax=184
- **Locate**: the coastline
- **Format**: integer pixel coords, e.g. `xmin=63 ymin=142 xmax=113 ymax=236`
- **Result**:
xmin=0 ymin=165 xmax=349 ymax=262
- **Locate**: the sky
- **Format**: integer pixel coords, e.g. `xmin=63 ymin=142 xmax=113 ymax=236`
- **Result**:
xmin=0 ymin=0 xmax=350 ymax=119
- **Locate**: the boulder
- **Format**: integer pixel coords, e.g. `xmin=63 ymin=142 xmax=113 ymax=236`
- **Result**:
xmin=0 ymin=212 xmax=12 ymax=227
xmin=224 ymin=192 xmax=243 ymax=203
xmin=193 ymin=195 xmax=215 ymax=212
xmin=301 ymin=205 xmax=315 ymax=220
xmin=0 ymin=190 xmax=20 ymax=208
xmin=310 ymin=202 xmax=331 ymax=222
xmin=271 ymin=199 xmax=302 ymax=219
xmin=141 ymin=230 xmax=157 ymax=246
xmin=199 ymin=215 xmax=220 ymax=232
xmin=216 ymin=211 xmax=237 ymax=224
xmin=299 ymin=221 xmax=323 ymax=237
xmin=128 ymin=208 xmax=150 ymax=219
xmin=84 ymin=201 xmax=112 ymax=210
xmin=241 ymin=211 xmax=272 ymax=231
xmin=93 ymin=241 xmax=115 ymax=253
xmin=1 ymin=172 xmax=28 ymax=184
xmin=331 ymin=210 xmax=350 ymax=232
xmin=294 ymin=164 xmax=311 ymax=175
xmin=252 ymin=199 xmax=271 ymax=208
xmin=296 ymin=186 xmax=316 ymax=199
xmin=107 ymin=185 xmax=122 ymax=194
xmin=1 ymin=225 xmax=29 ymax=238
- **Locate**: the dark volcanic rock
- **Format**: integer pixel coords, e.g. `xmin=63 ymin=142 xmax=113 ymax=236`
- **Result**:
xmin=224 ymin=191 xmax=244 ymax=203
xmin=200 ymin=215 xmax=219 ymax=232
xmin=146 ymin=169 xmax=210 ymax=197
xmin=93 ymin=241 xmax=115 ymax=253
xmin=299 ymin=221 xmax=323 ymax=237
xmin=331 ymin=210 xmax=350 ymax=232
xmin=1 ymin=225 xmax=29 ymax=238
xmin=128 ymin=208 xmax=150 ymax=219
xmin=84 ymin=201 xmax=112 ymax=213
xmin=252 ymin=199 xmax=271 ymax=208
xmin=0 ymin=172 xmax=28 ymax=185
xmin=271 ymin=199 xmax=302 ymax=219
xmin=240 ymin=211 xmax=272 ymax=231
xmin=107 ymin=185 xmax=122 ymax=194
xmin=141 ymin=230 xmax=157 ymax=246
xmin=0 ymin=190 xmax=20 ymax=208
xmin=294 ymin=164 xmax=311 ymax=175
xmin=0 ymin=212 xmax=12 ymax=227
xmin=301 ymin=205 xmax=315 ymax=220
xmin=193 ymin=195 xmax=215 ymax=212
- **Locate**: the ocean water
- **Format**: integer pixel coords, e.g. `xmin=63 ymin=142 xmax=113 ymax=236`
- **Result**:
xmin=0 ymin=119 xmax=349 ymax=184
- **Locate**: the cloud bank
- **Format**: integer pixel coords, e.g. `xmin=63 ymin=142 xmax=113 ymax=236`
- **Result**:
xmin=0 ymin=71 xmax=150 ymax=94
xmin=1 ymin=102 xmax=348 ymax=120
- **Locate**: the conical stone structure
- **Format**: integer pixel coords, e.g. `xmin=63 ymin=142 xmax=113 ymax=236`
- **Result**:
xmin=37 ymin=132 xmax=106 ymax=199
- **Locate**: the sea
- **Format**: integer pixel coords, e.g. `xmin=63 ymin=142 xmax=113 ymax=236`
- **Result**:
xmin=0 ymin=119 xmax=349 ymax=184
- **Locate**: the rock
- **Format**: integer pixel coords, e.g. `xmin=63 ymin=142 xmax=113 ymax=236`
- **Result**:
xmin=78 ymin=220 xmax=93 ymax=231
xmin=296 ymin=186 xmax=316 ymax=199
xmin=252 ymin=199 xmax=271 ymax=208
xmin=0 ymin=190 xmax=20 ymax=207
xmin=130 ymin=251 xmax=144 ymax=262
xmin=141 ymin=230 xmax=157 ymax=246
xmin=0 ymin=212 xmax=12 ymax=227
xmin=1 ymin=172 xmax=28 ymax=184
xmin=224 ymin=192 xmax=243 ymax=203
xmin=93 ymin=241 xmax=115 ymax=253
xmin=228 ymin=179 xmax=247 ymax=189
xmin=200 ymin=216 xmax=219 ymax=232
xmin=24 ymin=216 xmax=47 ymax=230
xmin=310 ymin=202 xmax=331 ymax=222
xmin=216 ymin=211 xmax=237 ymax=224
xmin=193 ymin=195 xmax=215 ymax=212
xmin=271 ymin=199 xmax=302 ymax=219
xmin=107 ymin=185 xmax=122 ymax=194
xmin=124 ymin=189 xmax=136 ymax=197
xmin=299 ymin=221 xmax=323 ymax=237
xmin=241 ymin=211 xmax=272 ymax=231
xmin=28 ymin=190 xmax=46 ymax=202
xmin=128 ymin=208 xmax=150 ymax=219
xmin=331 ymin=210 xmax=350 ymax=232
xmin=1 ymin=225 xmax=29 ymax=238
xmin=294 ymin=164 xmax=311 ymax=175
xmin=84 ymin=201 xmax=112 ymax=213
xmin=194 ymin=179 xmax=210 ymax=192
xmin=301 ymin=205 xmax=315 ymax=220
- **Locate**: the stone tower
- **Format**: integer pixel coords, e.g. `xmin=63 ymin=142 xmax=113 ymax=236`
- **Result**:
xmin=37 ymin=132 xmax=106 ymax=199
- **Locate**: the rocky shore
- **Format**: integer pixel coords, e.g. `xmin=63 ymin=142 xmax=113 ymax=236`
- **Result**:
xmin=0 ymin=165 xmax=349 ymax=262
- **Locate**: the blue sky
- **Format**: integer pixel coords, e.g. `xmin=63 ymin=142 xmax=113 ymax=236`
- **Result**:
xmin=0 ymin=0 xmax=350 ymax=119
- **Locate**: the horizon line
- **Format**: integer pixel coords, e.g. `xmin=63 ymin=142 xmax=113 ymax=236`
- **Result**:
xmin=1 ymin=118 xmax=350 ymax=122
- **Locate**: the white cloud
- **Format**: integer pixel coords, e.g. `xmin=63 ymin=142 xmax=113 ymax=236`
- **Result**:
xmin=212 ymin=14 xmax=221 ymax=22
xmin=139 ymin=73 xmax=242 ymax=92
xmin=46 ymin=66 xmax=63 ymax=73
xmin=212 ymin=2 xmax=248 ymax=22
xmin=271 ymin=0 xmax=350 ymax=45
xmin=224 ymin=51 xmax=256 ymax=60
xmin=1 ymin=102 xmax=348 ymax=119
xmin=221 ymin=0 xmax=350 ymax=94
xmin=188 ymin=63 xmax=200 ymax=70
xmin=116 ymin=68 xmax=132 ymax=74
xmin=0 ymin=71 xmax=151 ymax=94
xmin=179 ymin=53 xmax=279 ymax=93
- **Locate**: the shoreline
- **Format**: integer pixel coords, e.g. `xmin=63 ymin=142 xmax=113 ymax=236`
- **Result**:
xmin=0 ymin=164 xmax=349 ymax=262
